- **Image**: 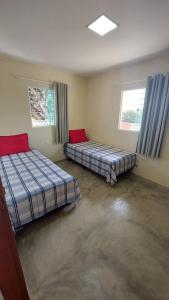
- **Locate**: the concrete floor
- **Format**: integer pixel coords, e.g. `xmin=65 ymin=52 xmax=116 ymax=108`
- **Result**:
xmin=16 ymin=160 xmax=169 ymax=300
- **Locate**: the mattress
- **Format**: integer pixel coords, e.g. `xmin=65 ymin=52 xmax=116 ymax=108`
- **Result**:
xmin=0 ymin=150 xmax=80 ymax=229
xmin=64 ymin=141 xmax=137 ymax=184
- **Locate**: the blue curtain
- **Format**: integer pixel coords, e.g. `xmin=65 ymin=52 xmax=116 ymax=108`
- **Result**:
xmin=53 ymin=82 xmax=68 ymax=144
xmin=136 ymin=73 xmax=169 ymax=158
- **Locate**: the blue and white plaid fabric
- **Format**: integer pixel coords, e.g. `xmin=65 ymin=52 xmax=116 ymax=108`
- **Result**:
xmin=0 ymin=150 xmax=80 ymax=229
xmin=64 ymin=141 xmax=137 ymax=184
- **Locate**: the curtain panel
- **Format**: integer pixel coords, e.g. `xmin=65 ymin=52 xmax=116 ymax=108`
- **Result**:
xmin=53 ymin=82 xmax=68 ymax=144
xmin=136 ymin=73 xmax=169 ymax=158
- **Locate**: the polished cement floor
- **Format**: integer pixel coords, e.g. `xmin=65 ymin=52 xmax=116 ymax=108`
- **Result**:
xmin=16 ymin=160 xmax=169 ymax=300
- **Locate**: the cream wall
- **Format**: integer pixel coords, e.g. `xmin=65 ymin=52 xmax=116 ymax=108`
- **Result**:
xmin=87 ymin=54 xmax=169 ymax=188
xmin=0 ymin=54 xmax=169 ymax=188
xmin=0 ymin=56 xmax=87 ymax=161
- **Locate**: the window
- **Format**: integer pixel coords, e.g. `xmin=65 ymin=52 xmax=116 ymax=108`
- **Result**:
xmin=119 ymin=88 xmax=145 ymax=131
xmin=28 ymin=87 xmax=55 ymax=127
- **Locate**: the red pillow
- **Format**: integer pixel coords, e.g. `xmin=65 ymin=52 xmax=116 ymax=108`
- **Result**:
xmin=0 ymin=133 xmax=31 ymax=156
xmin=69 ymin=129 xmax=88 ymax=144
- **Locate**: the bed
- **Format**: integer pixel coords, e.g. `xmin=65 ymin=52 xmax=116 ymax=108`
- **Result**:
xmin=0 ymin=149 xmax=80 ymax=230
xmin=64 ymin=140 xmax=137 ymax=185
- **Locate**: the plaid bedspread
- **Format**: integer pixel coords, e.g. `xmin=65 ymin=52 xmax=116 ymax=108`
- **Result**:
xmin=0 ymin=150 xmax=80 ymax=229
xmin=64 ymin=141 xmax=136 ymax=184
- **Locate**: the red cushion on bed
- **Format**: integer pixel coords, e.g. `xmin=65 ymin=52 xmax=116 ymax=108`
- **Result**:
xmin=69 ymin=129 xmax=88 ymax=144
xmin=0 ymin=133 xmax=31 ymax=156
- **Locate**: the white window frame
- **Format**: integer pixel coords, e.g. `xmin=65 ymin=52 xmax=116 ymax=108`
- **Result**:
xmin=28 ymin=86 xmax=55 ymax=128
xmin=118 ymin=87 xmax=146 ymax=132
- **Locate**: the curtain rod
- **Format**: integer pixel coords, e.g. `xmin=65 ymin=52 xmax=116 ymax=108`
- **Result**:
xmin=10 ymin=73 xmax=52 ymax=84
xmin=11 ymin=73 xmax=146 ymax=86
xmin=112 ymin=78 xmax=146 ymax=87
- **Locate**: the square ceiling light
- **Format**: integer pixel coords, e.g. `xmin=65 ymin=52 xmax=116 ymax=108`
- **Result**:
xmin=88 ymin=15 xmax=118 ymax=36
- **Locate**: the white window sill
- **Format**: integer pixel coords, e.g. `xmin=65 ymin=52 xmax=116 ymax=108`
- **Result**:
xmin=118 ymin=128 xmax=140 ymax=133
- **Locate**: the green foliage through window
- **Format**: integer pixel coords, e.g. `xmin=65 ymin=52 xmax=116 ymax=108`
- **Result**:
xmin=122 ymin=109 xmax=143 ymax=124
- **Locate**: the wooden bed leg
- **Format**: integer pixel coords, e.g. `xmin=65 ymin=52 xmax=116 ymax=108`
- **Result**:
xmin=63 ymin=202 xmax=77 ymax=212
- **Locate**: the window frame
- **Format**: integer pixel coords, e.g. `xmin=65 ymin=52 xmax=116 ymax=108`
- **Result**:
xmin=28 ymin=86 xmax=55 ymax=128
xmin=118 ymin=87 xmax=146 ymax=133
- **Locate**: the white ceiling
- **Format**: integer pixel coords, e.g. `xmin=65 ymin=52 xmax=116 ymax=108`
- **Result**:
xmin=0 ymin=0 xmax=169 ymax=75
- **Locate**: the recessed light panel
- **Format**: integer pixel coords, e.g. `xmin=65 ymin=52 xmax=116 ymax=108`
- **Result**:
xmin=88 ymin=15 xmax=118 ymax=36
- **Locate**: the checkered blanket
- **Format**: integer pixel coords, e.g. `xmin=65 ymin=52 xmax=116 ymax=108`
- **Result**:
xmin=64 ymin=141 xmax=136 ymax=184
xmin=0 ymin=150 xmax=80 ymax=229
